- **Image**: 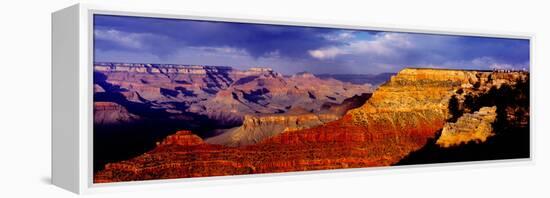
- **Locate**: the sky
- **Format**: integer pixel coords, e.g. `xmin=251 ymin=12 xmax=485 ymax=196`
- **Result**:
xmin=94 ymin=14 xmax=530 ymax=75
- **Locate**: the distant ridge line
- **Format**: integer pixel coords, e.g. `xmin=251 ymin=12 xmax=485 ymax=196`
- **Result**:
xmin=404 ymin=67 xmax=528 ymax=72
xmin=94 ymin=62 xmax=235 ymax=69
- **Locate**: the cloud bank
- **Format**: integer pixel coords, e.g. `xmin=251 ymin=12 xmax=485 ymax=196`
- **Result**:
xmin=94 ymin=15 xmax=530 ymax=74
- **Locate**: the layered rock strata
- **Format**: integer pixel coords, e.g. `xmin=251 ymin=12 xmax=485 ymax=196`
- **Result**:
xmin=205 ymin=113 xmax=341 ymax=147
xmin=436 ymin=106 xmax=497 ymax=147
xmin=93 ymin=63 xmax=373 ymax=128
xmin=94 ymin=68 xmax=529 ymax=183
xmin=205 ymin=93 xmax=372 ymax=147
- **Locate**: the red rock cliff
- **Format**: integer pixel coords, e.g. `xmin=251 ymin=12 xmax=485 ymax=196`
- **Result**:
xmin=94 ymin=68 xmax=527 ymax=183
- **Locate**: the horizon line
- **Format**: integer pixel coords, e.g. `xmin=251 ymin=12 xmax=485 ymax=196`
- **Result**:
xmin=93 ymin=61 xmax=529 ymax=75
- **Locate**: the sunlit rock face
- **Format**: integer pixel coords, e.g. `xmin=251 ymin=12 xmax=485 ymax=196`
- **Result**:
xmin=94 ymin=68 xmax=529 ymax=183
xmin=437 ymin=106 xmax=497 ymax=147
xmin=347 ymin=68 xmax=475 ymax=145
xmin=157 ymin=130 xmax=206 ymax=147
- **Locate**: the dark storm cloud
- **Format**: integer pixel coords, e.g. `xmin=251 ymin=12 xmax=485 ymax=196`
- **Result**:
xmin=94 ymin=14 xmax=530 ymax=74
xmin=94 ymin=15 xmax=343 ymax=59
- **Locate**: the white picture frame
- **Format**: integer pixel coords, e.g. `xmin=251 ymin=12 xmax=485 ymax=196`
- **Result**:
xmin=52 ymin=3 xmax=534 ymax=194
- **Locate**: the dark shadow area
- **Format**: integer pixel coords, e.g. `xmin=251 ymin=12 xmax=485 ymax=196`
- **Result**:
xmin=396 ymin=126 xmax=529 ymax=165
xmin=447 ymin=95 xmax=462 ymax=122
xmin=242 ymin=88 xmax=270 ymax=104
xmin=175 ymin=87 xmax=197 ymax=97
xmin=308 ymin=91 xmax=316 ymax=99
xmin=93 ymin=73 xmax=242 ymax=174
xmin=160 ymin=88 xmax=179 ymax=97
xmin=94 ymin=72 xmax=127 ymax=92
xmin=93 ymin=108 xmax=240 ymax=174
xmin=233 ymin=75 xmax=259 ymax=85
xmin=320 ymin=93 xmax=372 ymax=114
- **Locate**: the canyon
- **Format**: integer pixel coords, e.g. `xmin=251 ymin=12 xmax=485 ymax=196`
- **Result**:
xmin=94 ymin=67 xmax=529 ymax=183
xmin=94 ymin=63 xmax=376 ymax=127
xmin=93 ymin=63 xmax=381 ymax=172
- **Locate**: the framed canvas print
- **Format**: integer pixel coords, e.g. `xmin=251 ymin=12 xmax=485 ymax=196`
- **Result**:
xmin=52 ymin=4 xmax=532 ymax=194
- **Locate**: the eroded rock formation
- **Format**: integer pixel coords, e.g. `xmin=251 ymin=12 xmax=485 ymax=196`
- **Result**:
xmin=94 ymin=68 xmax=529 ymax=183
xmin=93 ymin=62 xmax=380 ymax=173
xmin=93 ymin=62 xmax=375 ymax=129
xmin=436 ymin=106 xmax=497 ymax=147
xmin=157 ymin=130 xmax=206 ymax=146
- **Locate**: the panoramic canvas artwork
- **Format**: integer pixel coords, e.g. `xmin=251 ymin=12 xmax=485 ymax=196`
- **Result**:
xmin=92 ymin=14 xmax=530 ymax=183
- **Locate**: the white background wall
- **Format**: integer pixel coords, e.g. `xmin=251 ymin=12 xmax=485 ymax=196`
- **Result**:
xmin=0 ymin=0 xmax=548 ymax=197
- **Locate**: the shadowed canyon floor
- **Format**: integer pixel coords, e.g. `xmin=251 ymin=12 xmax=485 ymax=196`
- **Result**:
xmin=94 ymin=67 xmax=529 ymax=183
